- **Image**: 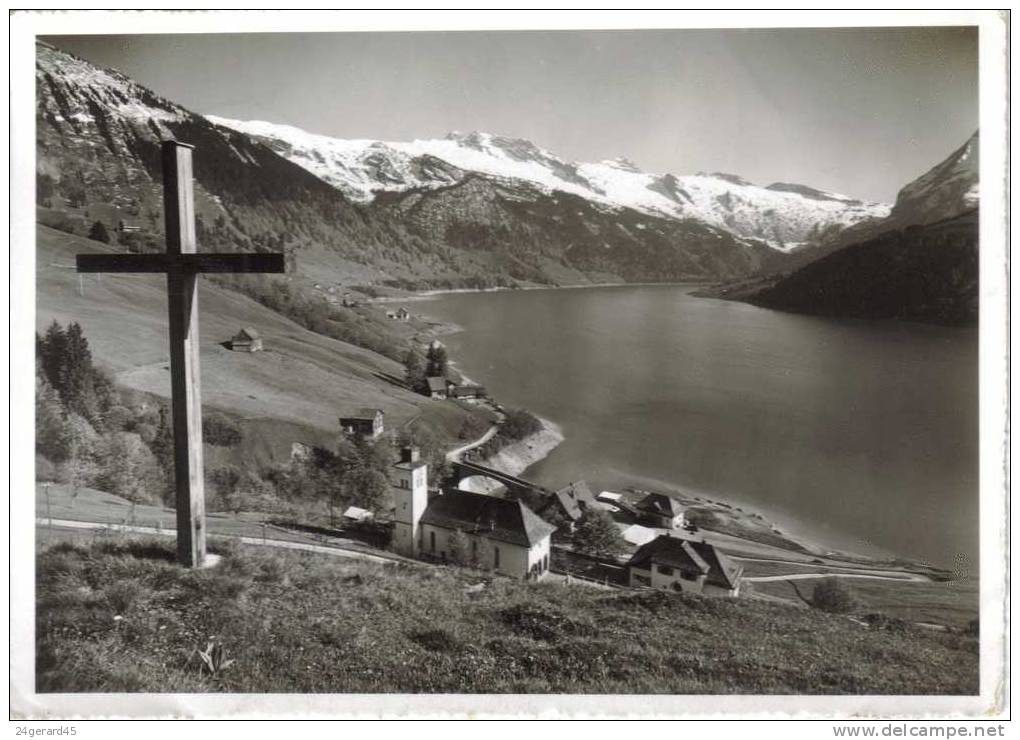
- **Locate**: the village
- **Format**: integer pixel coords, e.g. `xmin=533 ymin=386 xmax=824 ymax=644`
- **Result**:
xmin=298 ymin=322 xmax=746 ymax=597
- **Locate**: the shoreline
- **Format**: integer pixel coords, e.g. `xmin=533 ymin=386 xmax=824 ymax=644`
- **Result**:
xmin=414 ymin=295 xmax=945 ymax=578
xmin=371 ymin=280 xmax=711 ymax=303
xmin=457 ymin=417 xmax=564 ymax=495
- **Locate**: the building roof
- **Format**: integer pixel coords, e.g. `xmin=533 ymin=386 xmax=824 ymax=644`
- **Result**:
xmin=598 ymin=491 xmax=623 ymax=503
xmin=233 ymin=326 xmax=260 ymax=341
xmin=687 ymin=539 xmax=744 ymax=590
xmin=341 ymin=407 xmax=384 ymax=421
xmin=628 ymin=534 xmax=710 ymax=574
xmin=426 ymin=376 xmax=448 ymax=392
xmin=628 ymin=535 xmax=743 ymax=589
xmin=636 ymin=492 xmax=684 ymax=518
xmin=451 ymin=385 xmax=486 ymax=397
xmin=342 ymin=506 xmax=373 ymax=520
xmin=423 ymin=489 xmax=556 ymax=547
xmin=542 ymin=480 xmax=598 ymax=521
xmin=620 ymin=524 xmax=659 ymax=547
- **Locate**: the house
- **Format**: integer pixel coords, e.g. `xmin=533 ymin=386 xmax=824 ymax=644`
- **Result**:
xmin=390 ymin=447 xmax=555 ymax=580
xmin=426 ymin=376 xmax=449 ymax=399
xmin=228 ymin=327 xmax=263 ymax=352
xmin=635 ymin=492 xmax=685 ymax=529
xmin=539 ymin=480 xmax=598 ymax=527
xmin=339 ymin=408 xmax=384 ymax=439
xmin=395 ymin=307 xmax=411 ymax=321
xmin=450 ymin=384 xmax=487 ymax=401
xmin=627 ymin=534 xmax=743 ymax=597
xmin=117 ymin=219 xmax=141 ymax=233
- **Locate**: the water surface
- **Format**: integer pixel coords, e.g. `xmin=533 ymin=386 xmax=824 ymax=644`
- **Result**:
xmin=421 ymin=285 xmax=978 ymax=569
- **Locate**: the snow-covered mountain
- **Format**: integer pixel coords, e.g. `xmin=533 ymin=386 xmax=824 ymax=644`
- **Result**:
xmin=37 ymin=40 xmax=785 ymax=290
xmin=208 ymin=117 xmax=890 ymax=250
xmin=888 ymin=131 xmax=979 ymax=227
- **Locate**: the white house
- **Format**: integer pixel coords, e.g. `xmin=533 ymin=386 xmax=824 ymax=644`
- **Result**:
xmin=627 ymin=534 xmax=743 ymax=597
xmin=390 ymin=448 xmax=555 ymax=580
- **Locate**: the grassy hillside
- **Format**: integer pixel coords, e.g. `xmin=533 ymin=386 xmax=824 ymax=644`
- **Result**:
xmin=35 ymin=224 xmax=484 ymax=461
xmin=36 ymin=531 xmax=978 ymax=694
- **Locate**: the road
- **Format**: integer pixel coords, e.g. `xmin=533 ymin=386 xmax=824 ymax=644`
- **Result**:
xmin=445 ymin=425 xmax=498 ymax=461
xmin=744 ymin=572 xmax=929 ymax=584
xmin=38 ymin=518 xmax=399 ymax=565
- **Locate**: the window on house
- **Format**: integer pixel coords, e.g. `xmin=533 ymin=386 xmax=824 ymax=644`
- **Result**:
xmin=493 ymin=546 xmax=500 ymax=569
xmin=634 ymin=574 xmax=651 ymax=587
xmin=681 ymin=571 xmax=696 ymax=581
xmin=430 ymin=531 xmax=436 ymax=552
xmin=657 ymin=565 xmax=674 ymax=576
xmin=472 ymin=540 xmax=478 ymax=555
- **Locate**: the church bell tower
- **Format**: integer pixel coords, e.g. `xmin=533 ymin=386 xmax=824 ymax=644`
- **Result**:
xmin=391 ymin=446 xmax=428 ymax=557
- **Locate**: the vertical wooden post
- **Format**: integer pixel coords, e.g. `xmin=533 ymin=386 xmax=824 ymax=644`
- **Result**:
xmin=163 ymin=141 xmax=207 ymax=568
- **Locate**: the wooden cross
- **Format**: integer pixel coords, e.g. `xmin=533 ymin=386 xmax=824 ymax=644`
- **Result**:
xmin=76 ymin=141 xmax=285 ymax=567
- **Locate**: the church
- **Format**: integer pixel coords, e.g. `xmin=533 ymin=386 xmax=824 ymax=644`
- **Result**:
xmin=390 ymin=447 xmax=555 ymax=580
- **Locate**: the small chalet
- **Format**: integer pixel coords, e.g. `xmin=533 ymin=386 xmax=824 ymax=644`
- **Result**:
xmin=539 ymin=480 xmax=599 ymax=528
xmin=450 ymin=384 xmax=487 ymax=401
xmin=339 ymin=408 xmax=385 ymax=439
xmin=426 ymin=376 xmax=449 ymax=399
xmin=395 ymin=307 xmax=411 ymax=321
xmin=635 ymin=492 xmax=685 ymax=529
xmin=228 ymin=327 xmax=263 ymax=352
xmin=117 ymin=220 xmax=141 ymax=233
xmin=627 ymin=534 xmax=743 ymax=597
xmin=420 ymin=489 xmax=555 ymax=580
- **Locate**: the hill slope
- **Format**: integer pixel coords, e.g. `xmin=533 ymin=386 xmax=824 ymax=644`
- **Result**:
xmin=36 ymin=532 xmax=978 ymax=694
xmin=35 ymin=225 xmax=481 ymax=461
xmin=748 ymin=211 xmax=978 ymax=326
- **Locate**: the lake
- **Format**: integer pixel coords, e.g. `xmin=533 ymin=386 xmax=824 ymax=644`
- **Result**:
xmin=419 ymin=285 xmax=978 ymax=570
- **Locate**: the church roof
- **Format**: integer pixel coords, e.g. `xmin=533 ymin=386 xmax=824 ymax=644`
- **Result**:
xmin=423 ymin=489 xmax=556 ymax=547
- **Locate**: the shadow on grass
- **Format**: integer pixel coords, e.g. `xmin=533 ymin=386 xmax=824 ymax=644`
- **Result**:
xmin=94 ymin=539 xmax=178 ymax=564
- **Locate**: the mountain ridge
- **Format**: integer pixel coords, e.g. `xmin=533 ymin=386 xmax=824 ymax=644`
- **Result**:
xmin=208 ymin=116 xmax=891 ymax=250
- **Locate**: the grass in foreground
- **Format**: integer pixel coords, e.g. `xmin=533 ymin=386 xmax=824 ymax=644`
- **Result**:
xmin=36 ymin=532 xmax=978 ymax=695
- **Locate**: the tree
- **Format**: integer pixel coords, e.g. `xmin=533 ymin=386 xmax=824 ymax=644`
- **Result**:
xmin=57 ymin=322 xmax=101 ymax=423
xmin=35 ymin=368 xmax=71 ymax=463
xmin=572 ymin=508 xmax=626 ymax=558
xmin=425 ymin=342 xmax=448 ymax=378
xmin=344 ymin=464 xmax=390 ymax=514
xmin=88 ymin=220 xmax=111 ymax=244
xmin=95 ymin=431 xmax=162 ymax=505
xmin=448 ymin=529 xmax=474 ymax=566
xmin=402 ymin=349 xmax=426 ymax=393
xmin=38 ymin=321 xmax=67 ymax=391
xmin=811 ymin=578 xmax=858 ymax=614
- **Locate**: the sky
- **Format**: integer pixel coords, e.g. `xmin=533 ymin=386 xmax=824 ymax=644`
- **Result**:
xmin=43 ymin=27 xmax=978 ymax=203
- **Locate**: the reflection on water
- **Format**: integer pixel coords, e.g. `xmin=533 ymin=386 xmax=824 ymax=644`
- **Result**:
xmin=421 ymin=285 xmax=978 ymax=569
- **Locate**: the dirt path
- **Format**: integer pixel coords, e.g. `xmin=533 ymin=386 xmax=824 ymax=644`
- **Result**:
xmin=445 ymin=425 xmax=498 ymax=461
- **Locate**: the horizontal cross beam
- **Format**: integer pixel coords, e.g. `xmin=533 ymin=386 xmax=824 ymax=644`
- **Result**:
xmin=76 ymin=252 xmax=286 ymax=274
